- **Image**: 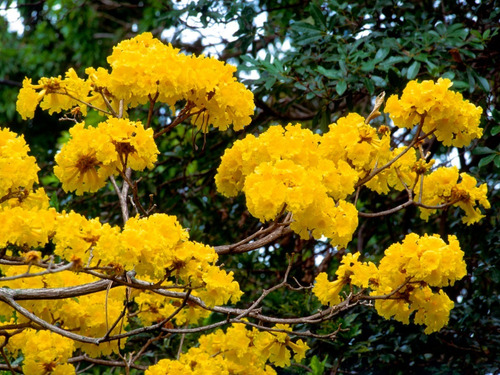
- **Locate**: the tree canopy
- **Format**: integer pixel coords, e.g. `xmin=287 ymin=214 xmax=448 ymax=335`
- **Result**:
xmin=0 ymin=1 xmax=499 ymax=374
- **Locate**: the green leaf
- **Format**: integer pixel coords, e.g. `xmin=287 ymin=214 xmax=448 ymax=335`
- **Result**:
xmin=291 ymin=21 xmax=321 ymax=33
xmin=309 ymin=355 xmax=327 ymax=375
xmin=475 ymin=75 xmax=490 ymax=92
xmin=473 ymin=146 xmax=495 ymax=155
xmin=495 ymin=155 xmax=500 ymax=169
xmin=364 ymin=77 xmax=375 ymax=95
xmin=264 ymin=77 xmax=276 ymax=90
xmin=361 ymin=60 xmax=376 ymax=72
xmin=49 ymin=192 xmax=60 ymax=210
xmin=336 ymin=80 xmax=347 ymax=95
xmin=491 ymin=126 xmax=500 ymax=136
xmin=467 ymin=69 xmax=475 ymax=93
xmin=492 ymin=108 xmax=500 ymax=122
xmin=374 ymin=47 xmax=390 ymax=62
xmin=294 ymin=82 xmax=308 ymax=91
xmin=478 ymin=153 xmax=497 ymax=168
xmin=317 ymin=66 xmax=341 ymax=79
xmin=451 ymin=80 xmax=468 ymax=90
xmin=407 ymin=61 xmax=421 ymax=79
xmin=309 ymin=3 xmax=326 ymax=28
xmin=371 ymin=75 xmax=386 ymax=87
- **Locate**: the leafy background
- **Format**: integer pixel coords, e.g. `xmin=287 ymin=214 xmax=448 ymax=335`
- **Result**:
xmin=0 ymin=0 xmax=498 ymax=373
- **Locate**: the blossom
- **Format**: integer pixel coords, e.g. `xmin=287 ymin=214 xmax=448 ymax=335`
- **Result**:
xmin=99 ymin=117 xmax=159 ymax=170
xmin=7 ymin=329 xmax=75 ymax=374
xmin=0 ymin=128 xmax=40 ymax=199
xmin=105 ymin=32 xmax=254 ymax=131
xmin=16 ymin=68 xmax=91 ymax=119
xmin=216 ymin=124 xmax=359 ymax=247
xmin=385 ymin=78 xmax=483 ymax=147
xmin=416 ymin=166 xmax=490 ymax=224
xmin=54 ymin=123 xmax=117 ymax=195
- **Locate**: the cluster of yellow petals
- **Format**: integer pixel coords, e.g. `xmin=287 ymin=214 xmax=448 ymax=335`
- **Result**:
xmin=51 ymin=211 xmax=243 ymax=307
xmin=313 ymin=233 xmax=467 ymax=334
xmin=16 ymin=32 xmax=254 ymax=132
xmin=319 ymin=113 xmax=391 ymax=179
xmin=134 ymin=289 xmax=211 ymax=326
xmin=385 ymin=78 xmax=483 ymax=147
xmin=104 ymin=32 xmax=254 ymax=131
xmin=0 ymin=129 xmax=57 ymax=248
xmin=54 ymin=118 xmax=158 ymax=195
xmin=216 ymin=123 xmax=361 ymax=247
xmin=7 ymin=329 xmax=76 ymax=374
xmin=313 ymin=252 xmax=378 ymax=305
xmin=0 ymin=268 xmax=127 ymax=357
xmin=0 ymin=128 xmax=39 ymax=198
xmin=145 ymin=323 xmax=309 ymax=374
xmin=416 ymin=166 xmax=490 ymax=224
xmin=16 ymin=68 xmax=90 ymax=120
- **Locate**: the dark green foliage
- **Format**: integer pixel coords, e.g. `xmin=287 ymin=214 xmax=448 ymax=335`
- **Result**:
xmin=1 ymin=0 xmax=498 ymax=373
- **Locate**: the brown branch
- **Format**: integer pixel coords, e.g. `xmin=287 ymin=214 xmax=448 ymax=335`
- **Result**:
xmin=215 ymin=226 xmax=293 ymax=255
xmin=67 ymin=355 xmax=147 ymax=371
xmin=355 ymin=116 xmax=430 ymax=188
xmin=146 ymin=92 xmax=159 ymax=128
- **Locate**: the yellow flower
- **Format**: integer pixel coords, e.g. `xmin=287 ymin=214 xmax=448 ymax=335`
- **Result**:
xmin=16 ymin=78 xmax=43 ymax=119
xmin=16 ymin=69 xmax=91 ymax=120
xmin=54 ymin=123 xmax=117 ymax=195
xmin=312 ymin=273 xmax=346 ymax=306
xmin=0 ymin=128 xmax=40 ymax=199
xmin=99 ymin=117 xmax=159 ymax=171
xmin=385 ymin=78 xmax=483 ymax=147
xmin=417 ymin=166 xmax=490 ymax=224
xmin=216 ymin=124 xmax=359 ymax=247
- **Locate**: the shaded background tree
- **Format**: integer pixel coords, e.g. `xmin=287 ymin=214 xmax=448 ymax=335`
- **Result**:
xmin=0 ymin=0 xmax=498 ymax=373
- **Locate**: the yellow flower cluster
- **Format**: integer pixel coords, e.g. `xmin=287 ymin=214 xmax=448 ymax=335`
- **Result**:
xmin=313 ymin=253 xmax=378 ymax=305
xmin=104 ymin=32 xmax=254 ymax=131
xmin=134 ymin=289 xmax=211 ymax=326
xmin=319 ymin=113 xmax=391 ymax=179
xmin=0 ymin=268 xmax=127 ymax=357
xmin=54 ymin=118 xmax=158 ymax=195
xmin=16 ymin=68 xmax=90 ymax=120
xmin=145 ymin=323 xmax=309 ymax=374
xmin=0 ymin=128 xmax=39 ymax=199
xmin=313 ymin=233 xmax=467 ymax=334
xmin=416 ymin=166 xmax=490 ymax=224
xmin=7 ymin=329 xmax=76 ymax=374
xmin=216 ymin=124 xmax=360 ymax=247
xmin=365 ymin=147 xmax=419 ymax=194
xmin=17 ymin=33 xmax=254 ymax=132
xmin=0 ymin=129 xmax=58 ymax=248
xmin=385 ymin=78 xmax=483 ymax=147
xmin=53 ymin=212 xmax=242 ymax=307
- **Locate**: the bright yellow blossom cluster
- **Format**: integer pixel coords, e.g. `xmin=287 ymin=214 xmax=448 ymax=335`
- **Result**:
xmin=416 ymin=166 xmax=490 ymax=224
xmin=0 ymin=267 xmax=127 ymax=357
xmin=313 ymin=252 xmax=378 ymax=305
xmin=104 ymin=32 xmax=254 ymax=131
xmin=0 ymin=128 xmax=57 ymax=248
xmin=319 ymin=113 xmax=391 ymax=179
xmin=0 ymin=128 xmax=39 ymax=198
xmin=216 ymin=124 xmax=360 ymax=247
xmin=16 ymin=33 xmax=254 ymax=132
xmin=145 ymin=323 xmax=309 ymax=374
xmin=54 ymin=118 xmax=158 ymax=195
xmin=313 ymin=233 xmax=467 ymax=333
xmin=16 ymin=68 xmax=90 ymax=120
xmin=52 ymin=211 xmax=243 ymax=306
xmin=7 ymin=329 xmax=76 ymax=374
xmin=134 ymin=289 xmax=211 ymax=326
xmin=385 ymin=78 xmax=483 ymax=147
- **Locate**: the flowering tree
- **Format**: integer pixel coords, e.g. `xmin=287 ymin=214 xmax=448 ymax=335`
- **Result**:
xmin=0 ymin=31 xmax=490 ymax=374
